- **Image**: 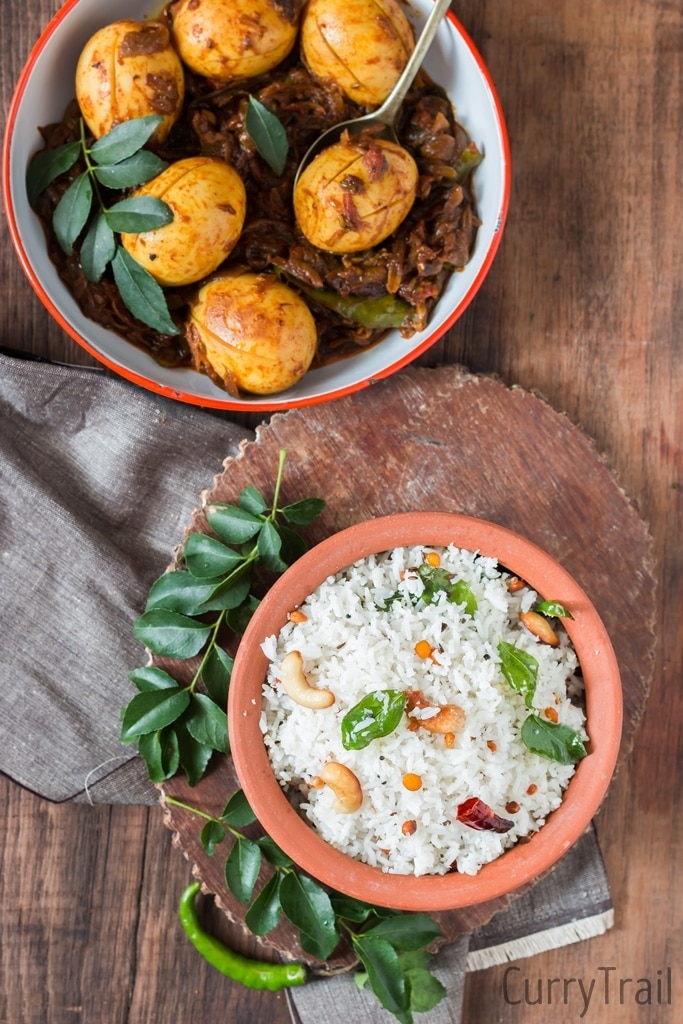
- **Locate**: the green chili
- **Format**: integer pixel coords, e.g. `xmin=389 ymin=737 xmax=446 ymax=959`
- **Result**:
xmin=178 ymin=882 xmax=307 ymax=991
xmin=453 ymin=142 xmax=484 ymax=182
xmin=277 ymin=271 xmax=416 ymax=329
xmin=304 ymin=289 xmax=416 ymax=329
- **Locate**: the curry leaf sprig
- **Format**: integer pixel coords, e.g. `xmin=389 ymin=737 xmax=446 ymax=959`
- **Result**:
xmin=26 ymin=114 xmax=178 ymax=334
xmin=167 ymin=791 xmax=446 ymax=1024
xmin=120 ymin=450 xmax=324 ymax=786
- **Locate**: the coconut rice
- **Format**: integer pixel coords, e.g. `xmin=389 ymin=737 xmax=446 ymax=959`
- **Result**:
xmin=260 ymin=544 xmax=587 ymax=876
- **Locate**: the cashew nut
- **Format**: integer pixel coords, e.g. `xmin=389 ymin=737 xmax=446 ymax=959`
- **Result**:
xmin=277 ymin=650 xmax=335 ymax=709
xmin=319 ymin=761 xmax=363 ymax=813
xmin=519 ymin=610 xmax=560 ymax=647
xmin=287 ymin=608 xmax=308 ymax=623
xmin=415 ymin=703 xmax=466 ymax=735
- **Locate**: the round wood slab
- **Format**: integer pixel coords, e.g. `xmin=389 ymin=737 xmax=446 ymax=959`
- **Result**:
xmin=161 ymin=364 xmax=656 ymax=972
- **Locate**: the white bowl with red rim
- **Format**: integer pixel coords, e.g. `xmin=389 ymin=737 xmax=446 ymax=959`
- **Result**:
xmin=3 ymin=0 xmax=510 ymax=411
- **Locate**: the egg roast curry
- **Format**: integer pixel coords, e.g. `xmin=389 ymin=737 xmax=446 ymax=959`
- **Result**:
xmin=32 ymin=0 xmax=481 ymax=397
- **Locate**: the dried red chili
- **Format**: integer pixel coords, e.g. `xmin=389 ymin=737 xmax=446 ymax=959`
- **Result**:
xmin=456 ymin=797 xmax=514 ymax=833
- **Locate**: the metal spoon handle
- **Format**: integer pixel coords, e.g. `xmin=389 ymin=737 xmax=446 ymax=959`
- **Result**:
xmin=373 ymin=0 xmax=453 ymax=126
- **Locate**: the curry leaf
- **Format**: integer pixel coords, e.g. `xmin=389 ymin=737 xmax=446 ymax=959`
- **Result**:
xmin=167 ymin=784 xmax=446 ymax=1022
xmin=280 ymin=498 xmax=326 ymax=526
xmin=26 ymin=140 xmax=81 ymax=206
xmin=521 ymin=714 xmax=587 ymax=765
xmin=400 ymin=951 xmax=447 ymax=1012
xmin=497 ymin=640 xmax=538 ymax=708
xmin=397 ymin=949 xmax=431 ymax=970
xmin=184 ymin=693 xmax=229 ymax=754
xmin=279 ymin=872 xmax=340 ymax=960
xmin=416 ymin=564 xmax=452 ymax=604
xmin=449 ymin=578 xmax=478 ymax=615
xmin=156 ymin=726 xmax=182 ymax=779
xmin=257 ymin=519 xmax=288 ymax=573
xmin=202 ymin=646 xmax=233 ymax=708
xmin=353 ymin=934 xmax=411 ymax=1024
xmin=534 ymin=600 xmax=574 ymax=620
xmin=79 ymin=211 xmax=116 ymax=282
xmin=245 ymin=96 xmax=289 ymax=175
xmin=225 ymin=836 xmax=262 ymax=903
xmin=362 ymin=914 xmax=442 ymax=952
xmin=238 ymin=484 xmax=268 ymax=515
xmin=330 ymin=895 xmax=374 ymax=924
xmin=256 ymin=836 xmax=293 ymax=868
xmin=105 ymin=195 xmax=173 ymax=233
xmin=133 ymin=608 xmax=212 ymax=658
xmin=244 ymin=874 xmax=282 ymax=935
xmin=175 ymin=721 xmax=214 ymax=785
xmin=414 ymin=564 xmax=477 ymax=613
xmin=183 ymin=533 xmax=244 ymax=579
xmin=53 ymin=171 xmax=93 ymax=254
xmin=89 ymin=114 xmax=163 ymax=164
xmin=144 ymin=569 xmax=227 ymax=614
xmin=221 ymin=789 xmax=257 ymax=827
xmin=111 ymin=246 xmax=180 ymax=334
xmin=195 ymin=572 xmax=253 ymax=612
xmin=204 ymin=503 xmax=264 ymax=544
xmin=93 ymin=149 xmax=168 ymax=189
xmin=137 ymin=727 xmax=180 ymax=782
xmin=226 ymin=594 xmax=260 ymax=633
xmin=342 ymin=690 xmax=407 ymax=750
xmin=276 ymin=524 xmax=308 ymax=566
xmin=201 ymin=819 xmax=227 ymax=856
xmin=128 ymin=666 xmax=180 ymax=692
xmin=119 ymin=687 xmax=190 ymax=742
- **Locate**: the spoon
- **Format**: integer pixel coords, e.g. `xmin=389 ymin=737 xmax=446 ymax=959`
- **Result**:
xmin=294 ymin=0 xmax=453 ymax=186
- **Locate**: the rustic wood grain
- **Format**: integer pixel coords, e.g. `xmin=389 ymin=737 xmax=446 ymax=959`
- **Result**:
xmin=1 ymin=0 xmax=681 ymax=1022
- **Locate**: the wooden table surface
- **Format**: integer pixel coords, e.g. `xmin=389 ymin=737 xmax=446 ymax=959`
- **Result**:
xmin=1 ymin=2 xmax=681 ymax=1023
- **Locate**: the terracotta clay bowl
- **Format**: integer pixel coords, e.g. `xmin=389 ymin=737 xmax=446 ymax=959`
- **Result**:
xmin=228 ymin=512 xmax=622 ymax=911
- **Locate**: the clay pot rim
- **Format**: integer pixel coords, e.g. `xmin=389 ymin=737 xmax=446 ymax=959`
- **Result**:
xmin=228 ymin=512 xmax=623 ymax=911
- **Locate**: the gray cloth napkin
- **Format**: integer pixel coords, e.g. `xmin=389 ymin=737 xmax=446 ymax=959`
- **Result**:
xmin=0 ymin=351 xmax=251 ymax=800
xmin=0 ymin=351 xmax=613 ymax=1023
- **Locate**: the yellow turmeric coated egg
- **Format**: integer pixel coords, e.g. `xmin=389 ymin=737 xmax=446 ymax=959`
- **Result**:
xmin=293 ymin=134 xmax=418 ymax=254
xmin=75 ymin=20 xmax=185 ymax=142
xmin=301 ymin=0 xmax=414 ymax=108
xmin=187 ymin=271 xmax=317 ymax=396
xmin=171 ymin=0 xmax=300 ymax=82
xmin=120 ymin=157 xmax=247 ymax=288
